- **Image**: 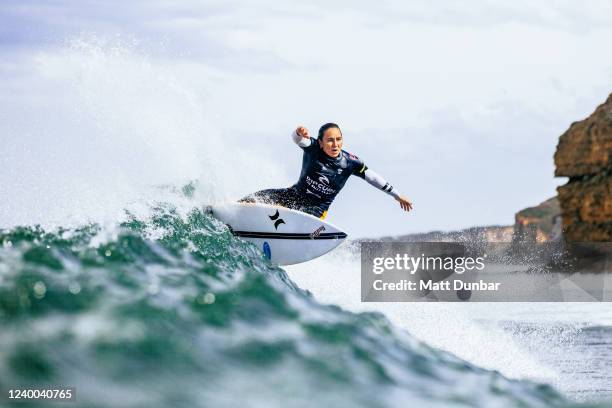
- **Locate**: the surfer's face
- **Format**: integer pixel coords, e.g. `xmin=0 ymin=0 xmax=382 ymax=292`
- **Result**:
xmin=318 ymin=127 xmax=343 ymax=157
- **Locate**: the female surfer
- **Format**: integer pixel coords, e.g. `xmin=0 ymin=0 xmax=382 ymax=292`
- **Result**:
xmin=241 ymin=123 xmax=412 ymax=219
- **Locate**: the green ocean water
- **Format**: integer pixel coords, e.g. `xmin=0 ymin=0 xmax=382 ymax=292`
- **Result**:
xmin=0 ymin=203 xmax=603 ymax=408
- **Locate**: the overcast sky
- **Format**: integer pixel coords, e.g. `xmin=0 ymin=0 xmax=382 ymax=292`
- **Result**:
xmin=1 ymin=1 xmax=611 ymax=237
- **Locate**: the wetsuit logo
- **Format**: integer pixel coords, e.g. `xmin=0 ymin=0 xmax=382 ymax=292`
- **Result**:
xmin=304 ymin=172 xmax=337 ymax=197
xmin=306 ymin=188 xmax=321 ymax=198
xmin=268 ymin=210 xmax=286 ymax=230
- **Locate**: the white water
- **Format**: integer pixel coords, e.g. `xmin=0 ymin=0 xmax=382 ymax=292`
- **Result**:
xmin=0 ymin=37 xmax=288 ymax=230
xmin=286 ymin=243 xmax=612 ymax=401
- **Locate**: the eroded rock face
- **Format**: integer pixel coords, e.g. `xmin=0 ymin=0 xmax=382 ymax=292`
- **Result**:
xmin=514 ymin=197 xmax=561 ymax=242
xmin=554 ymin=94 xmax=612 ymax=241
xmin=557 ymin=175 xmax=612 ymax=241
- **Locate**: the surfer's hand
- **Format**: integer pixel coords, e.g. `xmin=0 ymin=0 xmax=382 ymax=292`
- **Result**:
xmin=398 ymin=196 xmax=413 ymax=212
xmin=296 ymin=126 xmax=310 ymax=139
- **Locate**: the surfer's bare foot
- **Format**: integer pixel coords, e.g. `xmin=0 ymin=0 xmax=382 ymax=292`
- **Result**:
xmin=398 ymin=196 xmax=413 ymax=212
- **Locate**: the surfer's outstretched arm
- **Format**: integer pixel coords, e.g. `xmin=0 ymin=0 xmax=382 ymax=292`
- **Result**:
xmin=292 ymin=126 xmax=312 ymax=148
xmin=357 ymin=167 xmax=413 ymax=212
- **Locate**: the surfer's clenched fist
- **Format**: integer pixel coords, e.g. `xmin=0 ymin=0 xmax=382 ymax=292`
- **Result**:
xmin=296 ymin=126 xmax=310 ymax=139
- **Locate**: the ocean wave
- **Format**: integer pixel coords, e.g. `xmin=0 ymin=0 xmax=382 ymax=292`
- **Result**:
xmin=0 ymin=204 xmax=577 ymax=408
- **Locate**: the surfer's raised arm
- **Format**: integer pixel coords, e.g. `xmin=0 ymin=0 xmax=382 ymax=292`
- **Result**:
xmin=291 ymin=126 xmax=312 ymax=148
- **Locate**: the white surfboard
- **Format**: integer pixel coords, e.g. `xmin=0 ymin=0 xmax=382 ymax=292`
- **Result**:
xmin=207 ymin=202 xmax=347 ymax=265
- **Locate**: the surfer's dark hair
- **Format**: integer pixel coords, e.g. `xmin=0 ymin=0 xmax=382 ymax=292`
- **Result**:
xmin=318 ymin=123 xmax=342 ymax=140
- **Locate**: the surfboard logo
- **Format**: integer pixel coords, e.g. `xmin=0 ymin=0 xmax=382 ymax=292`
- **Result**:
xmin=268 ymin=210 xmax=286 ymax=230
xmin=318 ymin=175 xmax=329 ymax=185
xmin=309 ymin=225 xmax=326 ymax=239
xmin=262 ymin=241 xmax=271 ymax=260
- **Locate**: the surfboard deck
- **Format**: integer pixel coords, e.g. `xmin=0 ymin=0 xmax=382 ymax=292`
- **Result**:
xmin=206 ymin=202 xmax=347 ymax=265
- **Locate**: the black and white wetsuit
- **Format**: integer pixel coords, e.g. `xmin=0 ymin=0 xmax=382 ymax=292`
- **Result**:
xmin=240 ymin=130 xmax=402 ymax=218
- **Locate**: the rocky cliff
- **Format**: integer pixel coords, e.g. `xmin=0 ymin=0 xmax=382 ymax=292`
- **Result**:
xmin=514 ymin=196 xmax=561 ymax=242
xmin=554 ymin=94 xmax=612 ymax=241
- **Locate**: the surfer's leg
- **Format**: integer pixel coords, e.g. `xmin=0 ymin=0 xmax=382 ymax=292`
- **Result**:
xmin=239 ymin=189 xmax=327 ymax=218
xmin=239 ymin=188 xmax=297 ymax=208
xmin=237 ymin=195 xmax=256 ymax=203
xmin=238 ymin=189 xmax=279 ymax=203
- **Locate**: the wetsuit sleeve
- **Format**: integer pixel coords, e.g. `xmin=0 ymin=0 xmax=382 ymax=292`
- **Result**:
xmin=352 ymin=159 xmax=368 ymax=179
xmin=291 ymin=130 xmax=313 ymax=148
xmin=356 ymin=165 xmax=402 ymax=200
